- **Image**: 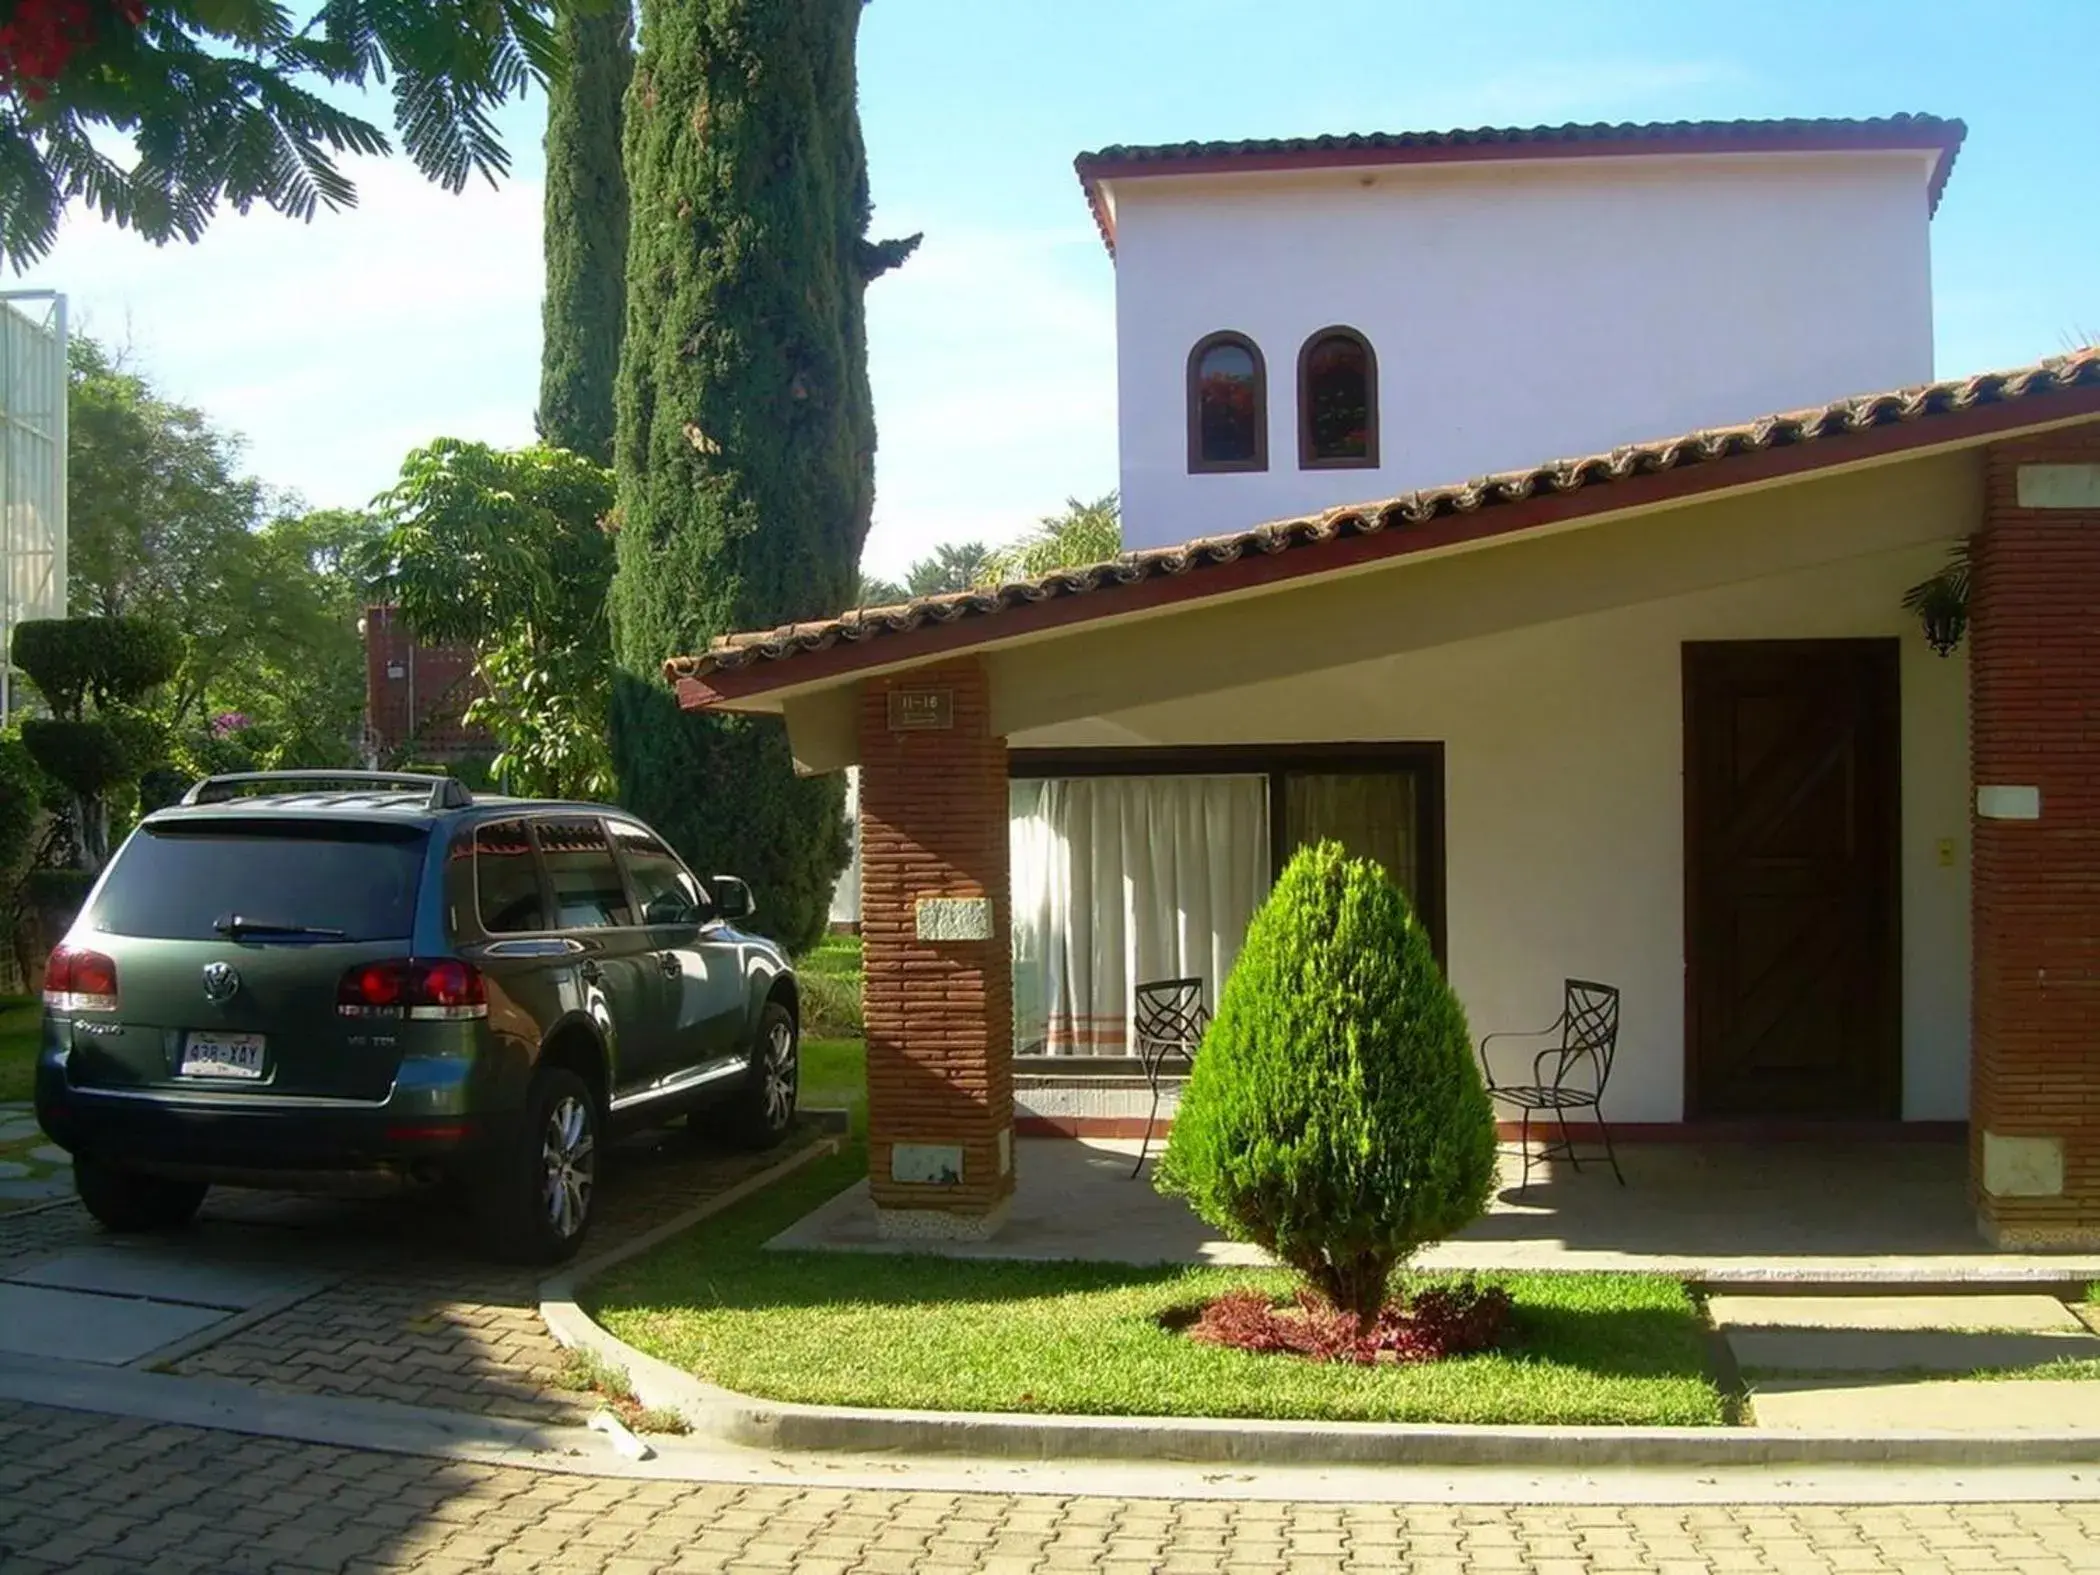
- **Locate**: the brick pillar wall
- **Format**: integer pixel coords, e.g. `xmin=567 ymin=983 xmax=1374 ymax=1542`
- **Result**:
xmin=857 ymin=657 xmax=1015 ymax=1238
xmin=1972 ymin=427 xmax=2100 ymax=1247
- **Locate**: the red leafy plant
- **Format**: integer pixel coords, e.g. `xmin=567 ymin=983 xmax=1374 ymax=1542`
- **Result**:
xmin=1 ymin=0 xmax=146 ymax=100
xmin=1187 ymin=1278 xmax=1512 ymax=1366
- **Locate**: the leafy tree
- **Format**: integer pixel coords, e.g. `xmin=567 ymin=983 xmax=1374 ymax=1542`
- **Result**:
xmin=851 ymin=570 xmax=907 ymax=609
xmin=536 ymin=0 xmax=631 ymax=467
xmin=1 ymin=0 xmax=573 ymax=270
xmin=10 ymin=614 xmax=177 ymax=867
xmin=610 ymin=0 xmax=916 ymax=952
xmin=984 ymin=491 xmax=1120 ymax=582
xmin=903 ymin=540 xmax=992 ymax=597
xmin=64 ymin=339 xmax=369 ymax=756
xmin=374 ymin=440 xmax=617 ymax=799
xmin=1155 ymin=841 xmax=1499 ymax=1327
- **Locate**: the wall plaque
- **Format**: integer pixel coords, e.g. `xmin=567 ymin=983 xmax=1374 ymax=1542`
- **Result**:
xmin=916 ymin=896 xmax=994 ymax=942
xmin=887 ymin=688 xmax=953 ymax=731
xmin=891 ymin=1143 xmax=964 ymax=1185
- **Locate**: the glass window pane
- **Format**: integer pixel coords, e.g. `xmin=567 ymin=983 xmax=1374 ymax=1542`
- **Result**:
xmin=1305 ymin=335 xmax=1370 ymax=461
xmin=1284 ymin=772 xmax=1417 ymax=899
xmin=90 ymin=820 xmax=427 ymax=942
xmin=475 ymin=819 xmax=545 ymax=934
xmin=536 ymin=817 xmax=633 ymax=930
xmin=1197 ymin=342 xmax=1259 ymax=463
xmin=612 ymin=822 xmax=708 ymax=925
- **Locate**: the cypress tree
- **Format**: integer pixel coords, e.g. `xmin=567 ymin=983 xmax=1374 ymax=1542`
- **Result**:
xmin=610 ymin=0 xmax=916 ymax=953
xmin=537 ymin=1 xmax=633 ymax=465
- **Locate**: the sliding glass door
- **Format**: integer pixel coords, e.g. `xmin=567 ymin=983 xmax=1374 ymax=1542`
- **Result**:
xmin=1009 ymin=747 xmax=1442 ymax=1058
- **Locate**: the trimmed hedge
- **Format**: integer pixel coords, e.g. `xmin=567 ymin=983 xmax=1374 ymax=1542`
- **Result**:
xmin=11 ymin=616 xmax=178 ymax=718
xmin=1155 ymin=841 xmax=1499 ymax=1324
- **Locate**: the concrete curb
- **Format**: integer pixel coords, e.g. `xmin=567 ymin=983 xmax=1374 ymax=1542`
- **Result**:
xmin=543 ymin=1139 xmax=2100 ymax=1470
xmin=538 ymin=1131 xmax=843 ymax=1426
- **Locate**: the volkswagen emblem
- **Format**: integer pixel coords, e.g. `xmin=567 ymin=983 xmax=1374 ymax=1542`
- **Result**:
xmin=201 ymin=962 xmax=241 ymax=1003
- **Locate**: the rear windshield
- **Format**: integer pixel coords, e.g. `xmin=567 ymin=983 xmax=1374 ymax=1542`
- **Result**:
xmin=89 ymin=819 xmax=429 ymax=942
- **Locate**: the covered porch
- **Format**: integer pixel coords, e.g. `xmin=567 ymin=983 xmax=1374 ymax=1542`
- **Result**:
xmin=670 ymin=353 xmax=2100 ymax=1252
xmin=772 ymin=1136 xmax=2100 ymax=1285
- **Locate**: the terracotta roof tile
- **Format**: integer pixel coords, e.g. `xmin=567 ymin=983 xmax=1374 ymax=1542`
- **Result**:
xmin=666 ymin=348 xmax=2100 ymax=687
xmin=1074 ymin=114 xmax=1966 ymax=254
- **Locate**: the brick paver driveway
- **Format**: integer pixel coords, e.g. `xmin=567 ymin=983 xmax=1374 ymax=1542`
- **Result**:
xmin=4 ymin=1399 xmax=2100 ymax=1574
xmin=0 ymin=1121 xmax=826 ymax=1424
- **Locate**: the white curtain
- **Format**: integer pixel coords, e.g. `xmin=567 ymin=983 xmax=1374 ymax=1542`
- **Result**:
xmin=1011 ymin=775 xmax=1269 ymax=1056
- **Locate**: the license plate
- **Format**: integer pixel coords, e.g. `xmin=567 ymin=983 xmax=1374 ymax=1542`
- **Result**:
xmin=180 ymin=1032 xmax=267 ymax=1080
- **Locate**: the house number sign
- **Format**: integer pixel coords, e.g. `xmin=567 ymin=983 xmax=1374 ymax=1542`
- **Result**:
xmin=888 ymin=688 xmax=953 ymax=731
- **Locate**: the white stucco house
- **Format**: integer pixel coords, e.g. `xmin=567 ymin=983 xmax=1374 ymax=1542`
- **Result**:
xmin=673 ymin=115 xmax=2100 ymax=1247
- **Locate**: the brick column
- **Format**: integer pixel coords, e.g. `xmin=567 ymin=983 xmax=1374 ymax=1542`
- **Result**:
xmin=857 ymin=657 xmax=1015 ymax=1238
xmin=1972 ymin=427 xmax=2100 ymax=1247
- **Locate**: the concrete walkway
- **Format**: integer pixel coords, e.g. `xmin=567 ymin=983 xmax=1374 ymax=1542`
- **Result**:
xmin=773 ymin=1136 xmax=2100 ymax=1283
xmin=1712 ymin=1292 xmax=2100 ymax=1433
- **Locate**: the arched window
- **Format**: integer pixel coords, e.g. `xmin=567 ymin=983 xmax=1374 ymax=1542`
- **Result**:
xmin=1298 ymin=327 xmax=1377 ymax=469
xmin=1186 ymin=332 xmax=1267 ymax=473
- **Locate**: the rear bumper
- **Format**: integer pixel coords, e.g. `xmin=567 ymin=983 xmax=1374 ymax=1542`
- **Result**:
xmin=34 ymin=1050 xmax=520 ymax=1178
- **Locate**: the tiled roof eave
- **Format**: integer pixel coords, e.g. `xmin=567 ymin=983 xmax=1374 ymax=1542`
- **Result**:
xmin=664 ymin=349 xmax=2100 ymax=689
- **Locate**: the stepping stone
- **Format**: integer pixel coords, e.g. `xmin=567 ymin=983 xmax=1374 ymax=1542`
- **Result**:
xmin=26 ymin=1145 xmax=69 ymax=1167
xmin=0 ymin=1283 xmax=225 ymax=1364
xmin=0 ymin=1120 xmax=43 ymax=1144
xmin=1753 ymin=1376 xmax=2100 ymax=1433
xmin=12 ymin=1244 xmax=320 ymax=1311
xmin=0 ymin=1162 xmax=26 ymax=1180
xmin=0 ymin=1177 xmax=72 ymax=1201
xmin=1710 ymin=1293 xmax=2087 ymax=1333
xmin=1713 ymin=1294 xmax=2100 ymax=1375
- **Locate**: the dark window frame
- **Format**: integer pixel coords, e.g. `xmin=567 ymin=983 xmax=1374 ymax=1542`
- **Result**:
xmin=529 ymin=813 xmax=636 ymax=932
xmin=606 ymin=817 xmax=715 ymax=929
xmin=1007 ymin=741 xmax=1445 ymax=964
xmin=1297 ymin=325 xmax=1379 ymax=471
xmin=1186 ymin=331 xmax=1269 ymax=474
xmin=470 ymin=816 xmax=553 ymax=937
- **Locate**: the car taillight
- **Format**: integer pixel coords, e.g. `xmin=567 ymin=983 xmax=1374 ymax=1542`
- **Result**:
xmin=43 ymin=946 xmax=118 ymax=1013
xmin=337 ymin=959 xmax=487 ymax=1021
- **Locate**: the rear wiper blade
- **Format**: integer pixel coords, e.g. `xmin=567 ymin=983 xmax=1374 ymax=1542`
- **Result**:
xmin=213 ymin=914 xmax=348 ymax=940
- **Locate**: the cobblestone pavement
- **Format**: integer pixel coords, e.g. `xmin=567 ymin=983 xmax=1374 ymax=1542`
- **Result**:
xmin=3 ymin=1402 xmax=2100 ymax=1574
xmin=0 ymin=1123 xmax=824 ymax=1425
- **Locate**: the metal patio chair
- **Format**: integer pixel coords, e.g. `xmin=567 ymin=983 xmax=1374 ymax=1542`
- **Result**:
xmin=1478 ymin=978 xmax=1624 ymax=1191
xmin=1130 ymin=977 xmax=1210 ymax=1178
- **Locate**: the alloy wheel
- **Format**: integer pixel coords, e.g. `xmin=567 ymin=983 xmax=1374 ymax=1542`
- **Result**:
xmin=541 ymin=1094 xmax=596 ymax=1239
xmin=763 ymin=1018 xmax=797 ymax=1130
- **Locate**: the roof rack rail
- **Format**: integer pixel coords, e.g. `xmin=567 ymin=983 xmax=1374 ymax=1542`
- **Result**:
xmin=179 ymin=771 xmax=474 ymax=812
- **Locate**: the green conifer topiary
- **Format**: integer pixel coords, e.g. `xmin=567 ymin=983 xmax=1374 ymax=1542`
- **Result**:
xmin=1155 ymin=841 xmax=1498 ymax=1326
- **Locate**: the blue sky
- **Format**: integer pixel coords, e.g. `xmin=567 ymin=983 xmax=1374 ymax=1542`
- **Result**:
xmin=14 ymin=0 xmax=2097 ymax=577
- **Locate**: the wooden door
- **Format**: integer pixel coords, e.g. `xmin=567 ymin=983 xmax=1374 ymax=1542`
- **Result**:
xmin=1683 ymin=640 xmax=1901 ymax=1121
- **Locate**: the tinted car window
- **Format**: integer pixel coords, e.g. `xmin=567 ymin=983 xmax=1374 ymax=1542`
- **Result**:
xmin=536 ymin=817 xmax=633 ymax=929
xmin=612 ymin=822 xmax=709 ymax=926
xmin=90 ymin=820 xmax=426 ymax=942
xmin=474 ymin=820 xmax=546 ymax=934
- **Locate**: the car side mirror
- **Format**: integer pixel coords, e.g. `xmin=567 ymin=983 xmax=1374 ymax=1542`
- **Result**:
xmin=710 ymin=876 xmax=755 ymax=922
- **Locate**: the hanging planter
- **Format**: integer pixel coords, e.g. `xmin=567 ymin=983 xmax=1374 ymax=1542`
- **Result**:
xmin=1902 ymin=539 xmax=1972 ymax=657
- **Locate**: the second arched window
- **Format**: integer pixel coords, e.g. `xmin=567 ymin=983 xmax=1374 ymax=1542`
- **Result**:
xmin=1299 ymin=328 xmax=1377 ymax=468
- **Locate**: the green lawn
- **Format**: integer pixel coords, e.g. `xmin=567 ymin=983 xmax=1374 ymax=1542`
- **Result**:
xmin=0 ymin=995 xmax=36 ymax=1104
xmin=588 ymin=1140 xmax=1724 ymax=1427
xmin=799 ymin=1036 xmax=866 ymax=1136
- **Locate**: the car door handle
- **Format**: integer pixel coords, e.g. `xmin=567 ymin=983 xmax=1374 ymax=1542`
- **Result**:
xmin=657 ymin=953 xmax=682 ymax=978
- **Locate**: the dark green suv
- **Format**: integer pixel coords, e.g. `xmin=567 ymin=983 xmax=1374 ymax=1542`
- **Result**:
xmin=34 ymin=772 xmax=800 ymax=1262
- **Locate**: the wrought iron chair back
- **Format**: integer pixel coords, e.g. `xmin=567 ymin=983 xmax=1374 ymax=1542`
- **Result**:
xmin=1536 ymin=979 xmax=1620 ymax=1099
xmin=1129 ymin=977 xmax=1209 ymax=1177
xmin=1478 ymin=977 xmax=1624 ymax=1189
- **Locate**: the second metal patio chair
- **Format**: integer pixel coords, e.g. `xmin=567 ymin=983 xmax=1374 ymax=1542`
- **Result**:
xmin=1130 ymin=977 xmax=1210 ymax=1178
xmin=1478 ymin=978 xmax=1624 ymax=1192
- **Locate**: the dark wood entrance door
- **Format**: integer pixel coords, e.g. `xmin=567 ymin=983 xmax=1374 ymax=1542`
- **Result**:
xmin=1683 ymin=640 xmax=1901 ymax=1121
